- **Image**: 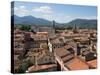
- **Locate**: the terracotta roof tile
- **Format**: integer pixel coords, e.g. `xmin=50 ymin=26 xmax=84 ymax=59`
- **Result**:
xmin=65 ymin=58 xmax=89 ymax=70
xmin=87 ymin=59 xmax=97 ymax=68
xmin=28 ymin=64 xmax=57 ymax=72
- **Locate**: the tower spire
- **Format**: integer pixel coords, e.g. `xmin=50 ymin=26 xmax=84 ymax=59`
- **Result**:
xmin=52 ymin=20 xmax=56 ymax=33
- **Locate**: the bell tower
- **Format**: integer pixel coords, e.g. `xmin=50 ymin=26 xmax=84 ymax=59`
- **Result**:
xmin=52 ymin=20 xmax=56 ymax=33
xmin=73 ymin=24 xmax=78 ymax=33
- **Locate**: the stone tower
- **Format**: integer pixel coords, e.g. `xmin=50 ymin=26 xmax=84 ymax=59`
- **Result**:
xmin=52 ymin=20 xmax=56 ymax=33
xmin=76 ymin=42 xmax=81 ymax=56
xmin=73 ymin=24 xmax=78 ymax=33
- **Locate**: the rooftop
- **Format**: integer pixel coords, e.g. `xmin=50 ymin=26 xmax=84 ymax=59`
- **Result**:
xmin=27 ymin=64 xmax=57 ymax=72
xmin=54 ymin=48 xmax=70 ymax=57
xmin=87 ymin=59 xmax=97 ymax=68
xmin=36 ymin=32 xmax=48 ymax=35
xmin=65 ymin=57 xmax=89 ymax=70
xmin=31 ymin=33 xmax=48 ymax=41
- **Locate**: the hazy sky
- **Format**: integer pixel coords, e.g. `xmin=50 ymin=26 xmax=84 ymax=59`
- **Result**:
xmin=13 ymin=1 xmax=97 ymax=23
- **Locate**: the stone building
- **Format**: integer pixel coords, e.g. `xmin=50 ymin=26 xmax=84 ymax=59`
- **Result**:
xmin=14 ymin=28 xmax=25 ymax=72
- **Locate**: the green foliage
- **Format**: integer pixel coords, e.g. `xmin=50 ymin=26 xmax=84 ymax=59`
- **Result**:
xmin=66 ymin=26 xmax=73 ymax=30
xmin=19 ymin=25 xmax=31 ymax=31
xmin=17 ymin=61 xmax=28 ymax=73
xmin=17 ymin=60 xmax=33 ymax=73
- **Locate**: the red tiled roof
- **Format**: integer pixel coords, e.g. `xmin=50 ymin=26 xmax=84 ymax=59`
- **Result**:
xmin=87 ymin=59 xmax=97 ymax=68
xmin=28 ymin=64 xmax=57 ymax=72
xmin=65 ymin=58 xmax=89 ymax=70
xmin=54 ymin=48 xmax=70 ymax=57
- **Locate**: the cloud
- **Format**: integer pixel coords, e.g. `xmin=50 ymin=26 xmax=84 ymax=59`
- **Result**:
xmin=34 ymin=14 xmax=97 ymax=23
xmin=31 ymin=13 xmax=73 ymax=23
xmin=14 ymin=6 xmax=97 ymax=23
xmin=14 ymin=6 xmax=29 ymax=17
xmin=39 ymin=14 xmax=73 ymax=23
xmin=78 ymin=16 xmax=97 ymax=19
xmin=20 ymin=6 xmax=25 ymax=9
xmin=14 ymin=7 xmax=18 ymax=11
xmin=32 ymin=6 xmax=53 ymax=14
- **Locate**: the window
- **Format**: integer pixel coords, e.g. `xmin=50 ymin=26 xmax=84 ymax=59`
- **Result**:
xmin=53 ymin=46 xmax=55 ymax=49
xmin=45 ymin=58 xmax=47 ymax=61
xmin=14 ymin=43 xmax=22 ymax=48
xmin=49 ymin=58 xmax=51 ymax=61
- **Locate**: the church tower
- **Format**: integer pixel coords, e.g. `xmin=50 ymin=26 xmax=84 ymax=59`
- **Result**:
xmin=52 ymin=20 xmax=56 ymax=33
xmin=73 ymin=24 xmax=78 ymax=33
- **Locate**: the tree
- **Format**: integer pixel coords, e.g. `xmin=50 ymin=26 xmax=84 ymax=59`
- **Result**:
xmin=67 ymin=26 xmax=73 ymax=30
xmin=17 ymin=60 xmax=32 ymax=73
xmin=20 ymin=25 xmax=31 ymax=31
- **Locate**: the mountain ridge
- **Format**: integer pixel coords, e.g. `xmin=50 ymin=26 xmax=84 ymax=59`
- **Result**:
xmin=12 ymin=15 xmax=97 ymax=29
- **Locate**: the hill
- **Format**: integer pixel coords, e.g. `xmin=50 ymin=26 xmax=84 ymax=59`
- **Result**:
xmin=12 ymin=15 xmax=97 ymax=29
